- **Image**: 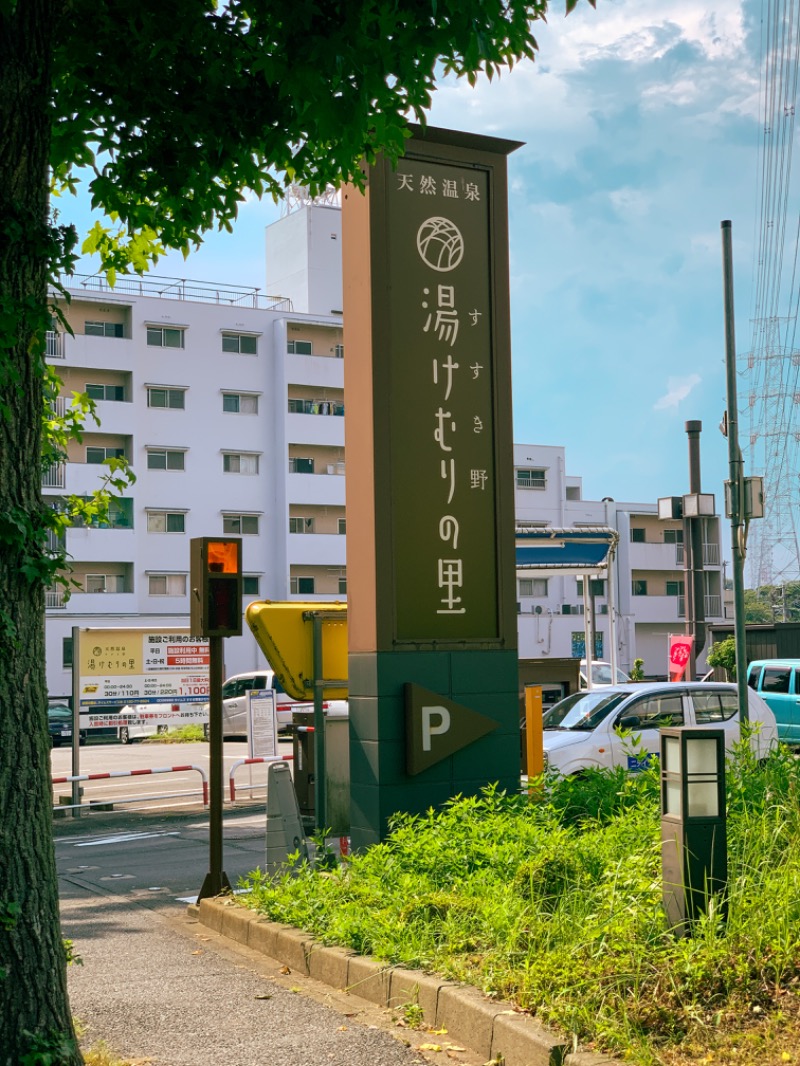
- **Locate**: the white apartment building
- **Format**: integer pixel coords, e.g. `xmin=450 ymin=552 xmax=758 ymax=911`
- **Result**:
xmin=45 ymin=208 xmax=346 ymax=700
xmin=43 ymin=202 xmax=723 ymax=697
xmin=513 ymin=443 xmax=725 ymax=676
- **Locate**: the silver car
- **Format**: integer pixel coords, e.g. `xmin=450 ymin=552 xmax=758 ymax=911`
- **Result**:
xmin=542 ymin=682 xmax=778 ymax=777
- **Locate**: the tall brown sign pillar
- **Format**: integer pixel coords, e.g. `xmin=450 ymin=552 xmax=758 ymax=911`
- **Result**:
xmin=343 ymin=125 xmax=521 ymax=849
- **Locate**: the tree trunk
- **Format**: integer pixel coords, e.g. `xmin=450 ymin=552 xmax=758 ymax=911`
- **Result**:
xmin=0 ymin=2 xmax=81 ymax=1062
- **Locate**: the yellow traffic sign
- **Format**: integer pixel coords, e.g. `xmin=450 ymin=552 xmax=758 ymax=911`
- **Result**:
xmin=245 ymin=601 xmax=348 ymax=701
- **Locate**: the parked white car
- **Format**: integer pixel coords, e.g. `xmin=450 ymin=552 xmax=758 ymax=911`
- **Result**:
xmin=542 ymin=682 xmax=777 ymax=776
xmin=117 ymin=706 xmax=171 ymax=744
xmin=201 ymin=669 xmax=314 ymax=738
xmin=580 ymin=660 xmax=631 ymax=687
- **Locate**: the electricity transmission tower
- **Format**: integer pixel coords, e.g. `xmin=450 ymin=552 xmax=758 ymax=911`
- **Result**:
xmin=742 ymin=316 xmax=800 ymax=586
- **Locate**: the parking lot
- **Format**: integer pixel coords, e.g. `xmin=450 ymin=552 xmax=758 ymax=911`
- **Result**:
xmin=50 ymin=737 xmax=294 ymax=814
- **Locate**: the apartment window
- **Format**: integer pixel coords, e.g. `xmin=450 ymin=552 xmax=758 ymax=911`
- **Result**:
xmin=576 ymin=579 xmax=606 ymax=596
xmin=147 ymin=511 xmax=186 ymax=533
xmin=290 ymin=576 xmax=315 ymax=594
xmin=632 ymin=580 xmax=648 ymax=596
xmin=223 ymin=514 xmax=259 ymax=535
xmin=664 ymin=529 xmax=684 ymax=544
xmin=223 ymin=452 xmax=259 ymax=475
xmin=289 ymin=457 xmax=314 ymax=474
xmin=630 ymin=528 xmax=646 ymax=543
xmin=222 ymin=392 xmax=258 ymax=414
xmin=518 ymin=578 xmax=548 ymax=597
xmin=85 ymin=574 xmax=125 ymax=593
xmin=221 ymin=332 xmax=257 ymax=355
xmin=243 ymin=575 xmax=260 ymax=596
xmin=516 ymin=468 xmax=546 ymax=489
xmin=86 ymin=446 xmax=125 ymax=464
xmin=85 ymin=320 xmax=123 ymax=338
xmin=334 ymin=344 xmax=344 ymax=359
xmin=287 ymin=339 xmax=313 ymax=355
xmin=147 ymin=387 xmax=186 ymax=409
xmin=338 ymin=577 xmax=347 ymax=594
xmin=62 ymin=636 xmax=73 ymax=668
xmin=289 ymin=517 xmax=314 ymax=533
xmin=146 ymin=326 xmax=185 ymax=349
xmin=666 ymin=580 xmax=685 ymax=597
xmin=147 ymin=448 xmax=185 ymax=471
xmin=148 ymin=573 xmax=187 ymax=596
xmin=338 ymin=519 xmax=346 ymax=535
xmin=86 ymin=383 xmax=125 ymax=401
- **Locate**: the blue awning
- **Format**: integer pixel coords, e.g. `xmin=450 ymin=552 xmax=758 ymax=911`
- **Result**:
xmin=515 ymin=527 xmax=619 ymax=575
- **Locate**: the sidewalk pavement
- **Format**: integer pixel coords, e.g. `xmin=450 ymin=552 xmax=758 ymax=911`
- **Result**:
xmin=60 ymin=880 xmax=479 ymax=1066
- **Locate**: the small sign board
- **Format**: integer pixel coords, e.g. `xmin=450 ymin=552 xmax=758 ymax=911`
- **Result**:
xmin=248 ymin=689 xmax=278 ymax=759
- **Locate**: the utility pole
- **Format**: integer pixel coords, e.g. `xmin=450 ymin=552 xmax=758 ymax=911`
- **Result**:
xmin=685 ymin=421 xmax=707 ymax=680
xmin=721 ymin=221 xmax=750 ymax=725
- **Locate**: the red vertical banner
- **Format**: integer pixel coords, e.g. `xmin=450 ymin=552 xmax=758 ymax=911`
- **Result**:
xmin=668 ymin=634 xmax=694 ymax=682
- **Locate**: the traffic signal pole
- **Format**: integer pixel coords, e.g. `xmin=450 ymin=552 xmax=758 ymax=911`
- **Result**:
xmin=198 ymin=634 xmax=230 ymax=900
xmin=190 ymin=536 xmax=241 ymax=900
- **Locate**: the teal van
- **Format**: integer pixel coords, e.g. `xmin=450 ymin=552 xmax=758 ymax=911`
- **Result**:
xmin=746 ymin=660 xmax=800 ymax=745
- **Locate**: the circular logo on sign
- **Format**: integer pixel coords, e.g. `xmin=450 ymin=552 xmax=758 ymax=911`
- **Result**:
xmin=416 ymin=216 xmax=464 ymax=272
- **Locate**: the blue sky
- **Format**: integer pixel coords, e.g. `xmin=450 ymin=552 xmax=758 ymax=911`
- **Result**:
xmin=60 ymin=0 xmax=771 ymax=515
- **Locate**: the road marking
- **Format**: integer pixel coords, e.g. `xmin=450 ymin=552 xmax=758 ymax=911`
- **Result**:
xmin=75 ymin=831 xmax=181 ymax=847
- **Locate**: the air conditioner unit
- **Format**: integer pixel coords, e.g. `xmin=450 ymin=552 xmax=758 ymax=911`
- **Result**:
xmin=533 ymin=605 xmax=544 ymax=615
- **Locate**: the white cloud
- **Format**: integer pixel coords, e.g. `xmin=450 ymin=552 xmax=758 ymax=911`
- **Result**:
xmin=654 ymin=373 xmax=702 ymax=409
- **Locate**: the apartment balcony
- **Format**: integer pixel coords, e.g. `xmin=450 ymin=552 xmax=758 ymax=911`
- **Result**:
xmin=287 ymin=471 xmax=346 ymax=507
xmin=287 ymin=532 xmax=347 ymax=567
xmin=65 ymin=591 xmax=137 ymax=614
xmin=629 ymin=595 xmax=683 ymax=623
xmin=91 ymin=398 xmax=135 ymax=434
xmin=628 ymin=542 xmax=682 ymax=570
xmin=286 ymin=412 xmax=346 ymax=447
xmin=66 ymin=526 xmax=135 ymax=563
xmin=61 ymin=332 xmax=134 ymax=369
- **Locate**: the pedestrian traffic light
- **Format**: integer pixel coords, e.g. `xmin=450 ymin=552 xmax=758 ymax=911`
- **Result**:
xmin=190 ymin=537 xmax=242 ymax=637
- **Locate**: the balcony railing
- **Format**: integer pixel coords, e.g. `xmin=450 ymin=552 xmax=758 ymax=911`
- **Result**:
xmin=45 ymin=587 xmax=66 ymax=609
xmin=674 ymin=543 xmax=720 ymax=566
xmin=46 ymin=331 xmax=64 ymax=359
xmin=44 ymin=530 xmax=66 ymax=554
xmin=703 ymin=542 xmax=720 ymax=566
xmin=42 ymin=462 xmax=66 ymax=489
xmin=677 ymin=594 xmax=722 ymax=618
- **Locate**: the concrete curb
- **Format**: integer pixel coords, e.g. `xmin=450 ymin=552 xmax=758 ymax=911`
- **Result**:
xmin=190 ymin=897 xmax=624 ymax=1066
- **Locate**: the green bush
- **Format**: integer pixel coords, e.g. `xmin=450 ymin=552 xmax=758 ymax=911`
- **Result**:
xmin=242 ymin=746 xmax=800 ymax=1061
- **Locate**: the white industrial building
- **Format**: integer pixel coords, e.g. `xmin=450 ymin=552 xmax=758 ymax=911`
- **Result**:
xmin=44 ymin=201 xmax=723 ymax=699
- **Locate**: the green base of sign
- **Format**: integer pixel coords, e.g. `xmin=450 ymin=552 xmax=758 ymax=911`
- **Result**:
xmin=348 ymin=649 xmax=520 ymax=849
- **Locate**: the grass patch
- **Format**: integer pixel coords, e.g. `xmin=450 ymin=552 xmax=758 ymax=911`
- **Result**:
xmin=142 ymin=724 xmax=206 ymax=743
xmin=241 ymin=739 xmax=800 ymax=1064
